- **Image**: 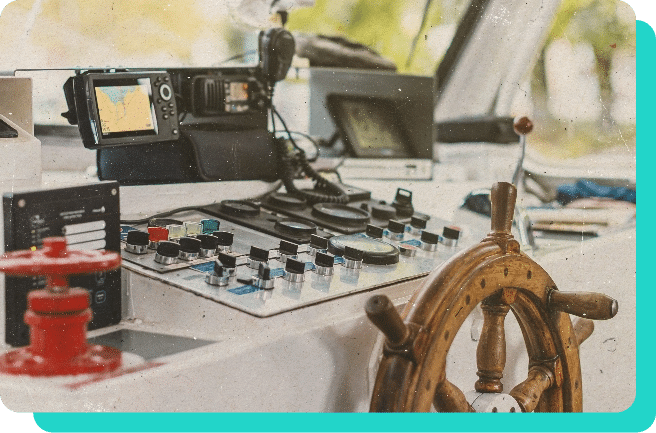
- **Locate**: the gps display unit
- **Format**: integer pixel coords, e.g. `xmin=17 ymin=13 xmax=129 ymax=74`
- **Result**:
xmin=64 ymin=71 xmax=180 ymax=149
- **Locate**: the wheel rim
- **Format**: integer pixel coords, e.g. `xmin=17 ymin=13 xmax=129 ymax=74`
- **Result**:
xmin=369 ymin=238 xmax=582 ymax=412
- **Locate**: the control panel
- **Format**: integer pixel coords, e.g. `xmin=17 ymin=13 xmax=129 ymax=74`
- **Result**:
xmin=119 ymin=188 xmax=470 ymax=318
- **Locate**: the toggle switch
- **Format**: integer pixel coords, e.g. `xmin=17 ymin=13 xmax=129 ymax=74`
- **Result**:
xmin=178 ymin=237 xmax=201 ymax=261
xmin=217 ymin=252 xmax=237 ymax=276
xmin=248 ymin=246 xmax=269 ymax=269
xmin=409 ymin=215 xmax=428 ymax=235
xmin=125 ymin=230 xmax=149 ymax=254
xmin=386 ymin=220 xmax=405 ymax=242
xmin=441 ymin=226 xmax=461 ymax=247
xmin=391 ymin=188 xmax=414 ymax=218
xmin=309 ymin=234 xmax=328 ymax=257
xmin=197 ymin=234 xmax=219 ymax=258
xmin=155 ymin=241 xmax=180 ymax=264
xmin=366 ymin=224 xmax=384 ymax=239
xmin=284 ymin=257 xmax=306 ymax=282
xmin=205 ymin=261 xmax=230 ymax=286
xmin=420 ymin=230 xmax=439 ymax=252
xmin=252 ymin=262 xmax=275 ymax=289
xmin=213 ymin=231 xmax=234 ymax=253
xmin=278 ymin=240 xmax=299 ymax=263
xmin=314 ymin=252 xmax=335 ymax=276
xmin=343 ymin=246 xmax=364 ymax=270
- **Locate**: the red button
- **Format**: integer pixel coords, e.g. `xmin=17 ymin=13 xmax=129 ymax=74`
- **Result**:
xmin=148 ymin=227 xmax=169 ymax=242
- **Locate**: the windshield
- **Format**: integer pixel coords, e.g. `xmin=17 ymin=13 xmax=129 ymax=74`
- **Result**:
xmin=0 ymin=0 xmax=637 ymax=165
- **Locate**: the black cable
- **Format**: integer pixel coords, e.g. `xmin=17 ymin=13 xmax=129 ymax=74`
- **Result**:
xmin=277 ymin=130 xmax=321 ymax=162
xmin=120 ymin=205 xmax=208 ymax=226
xmin=271 ymin=106 xmax=348 ymax=204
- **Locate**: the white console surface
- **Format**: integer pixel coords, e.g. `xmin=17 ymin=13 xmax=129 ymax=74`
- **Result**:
xmin=0 ymin=172 xmax=636 ymax=413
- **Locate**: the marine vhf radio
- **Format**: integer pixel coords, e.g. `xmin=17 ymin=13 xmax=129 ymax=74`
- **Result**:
xmin=61 ymin=28 xmax=297 ymax=185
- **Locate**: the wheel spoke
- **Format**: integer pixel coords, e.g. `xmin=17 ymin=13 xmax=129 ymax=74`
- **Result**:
xmin=572 ymin=317 xmax=594 ymax=345
xmin=509 ymin=365 xmax=554 ymax=412
xmin=475 ymin=297 xmax=511 ymax=393
xmin=433 ymin=380 xmax=475 ymax=412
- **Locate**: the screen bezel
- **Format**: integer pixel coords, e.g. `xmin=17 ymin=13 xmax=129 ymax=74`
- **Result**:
xmin=326 ymin=94 xmax=413 ymax=158
xmin=74 ymin=71 xmax=179 ymax=149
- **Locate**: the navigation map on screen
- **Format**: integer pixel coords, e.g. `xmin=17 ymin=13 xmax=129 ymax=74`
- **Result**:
xmin=95 ymin=80 xmax=156 ymax=135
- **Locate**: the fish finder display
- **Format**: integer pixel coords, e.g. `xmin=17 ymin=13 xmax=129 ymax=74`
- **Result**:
xmin=94 ymin=78 xmax=157 ymax=137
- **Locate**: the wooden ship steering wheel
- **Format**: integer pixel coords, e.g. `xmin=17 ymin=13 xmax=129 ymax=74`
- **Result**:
xmin=366 ymin=182 xmax=618 ymax=412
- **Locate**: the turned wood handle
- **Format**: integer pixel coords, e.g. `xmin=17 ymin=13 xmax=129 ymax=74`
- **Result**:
xmin=490 ymin=182 xmax=517 ymax=235
xmin=365 ymin=294 xmax=410 ymax=346
xmin=548 ymin=290 xmax=618 ymax=320
xmin=509 ymin=365 xmax=553 ymax=412
xmin=434 ymin=380 xmax=475 ymax=412
xmin=475 ymin=301 xmax=511 ymax=393
xmin=572 ymin=317 xmax=594 ymax=345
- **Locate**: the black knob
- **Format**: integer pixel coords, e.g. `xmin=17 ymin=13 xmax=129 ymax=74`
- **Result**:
xmin=249 ymin=246 xmax=269 ymax=262
xmin=157 ymin=241 xmax=180 ymax=258
xmin=421 ymin=231 xmax=439 ymax=245
xmin=218 ymin=251 xmax=237 ymax=268
xmin=442 ymin=226 xmax=461 ymax=240
xmin=213 ymin=231 xmax=234 ymax=247
xmin=279 ymin=240 xmax=299 ymax=256
xmin=315 ymin=252 xmax=335 ymax=268
xmin=410 ymin=215 xmax=428 ymax=230
xmin=179 ymin=237 xmax=202 ymax=253
xmin=344 ymin=246 xmax=364 ymax=261
xmin=387 ymin=220 xmax=405 ymax=234
xmin=254 ymin=262 xmax=276 ymax=289
xmin=310 ymin=234 xmax=329 ymax=250
xmin=285 ymin=257 xmax=306 ymax=274
xmin=197 ymin=234 xmax=219 ymax=250
xmin=126 ymin=230 xmax=149 ymax=246
xmin=366 ymin=224 xmax=384 ymax=239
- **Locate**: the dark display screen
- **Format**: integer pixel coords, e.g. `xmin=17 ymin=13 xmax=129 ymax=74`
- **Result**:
xmin=328 ymin=96 xmax=411 ymax=158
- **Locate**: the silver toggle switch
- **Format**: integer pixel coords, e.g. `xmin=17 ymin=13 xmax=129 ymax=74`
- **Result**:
xmin=284 ymin=257 xmax=306 ymax=283
xmin=252 ymin=262 xmax=275 ymax=290
xmin=313 ymin=252 xmax=335 ymax=277
xmin=205 ymin=262 xmax=229 ymax=286
xmin=343 ymin=246 xmax=363 ymax=270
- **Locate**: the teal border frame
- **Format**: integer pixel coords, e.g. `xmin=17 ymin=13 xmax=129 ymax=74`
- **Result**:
xmin=29 ymin=19 xmax=655 ymax=433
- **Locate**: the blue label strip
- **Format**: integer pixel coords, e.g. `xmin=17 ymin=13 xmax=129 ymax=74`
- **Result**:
xmin=228 ymin=285 xmax=261 ymax=296
xmin=400 ymin=239 xmax=422 ymax=247
xmin=120 ymin=225 xmax=137 ymax=241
